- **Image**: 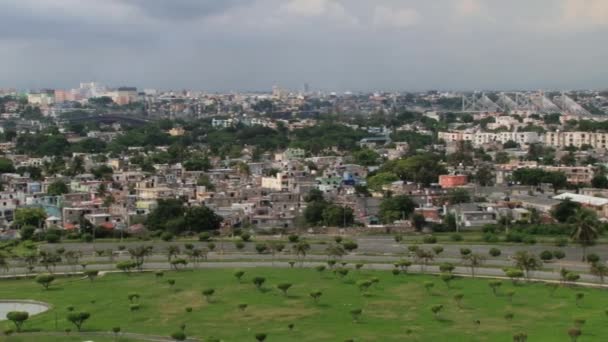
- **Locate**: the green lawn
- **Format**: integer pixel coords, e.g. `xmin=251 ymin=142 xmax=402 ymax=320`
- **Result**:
xmin=1 ymin=268 xmax=607 ymax=341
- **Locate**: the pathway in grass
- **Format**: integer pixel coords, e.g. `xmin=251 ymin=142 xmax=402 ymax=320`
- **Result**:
xmin=0 ymin=268 xmax=607 ymax=341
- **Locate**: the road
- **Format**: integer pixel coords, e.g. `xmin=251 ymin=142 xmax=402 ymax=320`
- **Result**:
xmin=40 ymin=236 xmax=608 ymax=264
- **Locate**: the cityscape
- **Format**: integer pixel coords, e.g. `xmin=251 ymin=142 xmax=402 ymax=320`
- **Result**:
xmin=1 ymin=1 xmax=608 ymax=342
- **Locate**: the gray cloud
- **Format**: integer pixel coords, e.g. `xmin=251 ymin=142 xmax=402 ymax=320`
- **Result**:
xmin=0 ymin=0 xmax=607 ymax=91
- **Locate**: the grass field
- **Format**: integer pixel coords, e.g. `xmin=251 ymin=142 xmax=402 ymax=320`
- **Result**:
xmin=0 ymin=267 xmax=607 ymax=341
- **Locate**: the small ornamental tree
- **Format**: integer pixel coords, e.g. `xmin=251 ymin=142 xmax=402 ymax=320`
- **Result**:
xmin=568 ymin=327 xmax=582 ymax=342
xmin=253 ymin=277 xmax=266 ymax=290
xmin=234 ymin=270 xmax=245 ymax=282
xmin=432 ymin=246 xmax=444 ymax=256
xmin=255 ymin=333 xmax=267 ymax=342
xmin=453 ymin=293 xmax=464 ymax=309
xmin=489 ymin=248 xmax=501 ymax=257
xmin=489 ymin=280 xmax=502 ymax=296
xmin=84 ymin=270 xmax=99 ymax=281
xmin=431 ymin=304 xmax=444 ymax=319
xmin=506 ymin=290 xmax=515 ymax=303
xmin=67 ymin=312 xmax=90 ymax=331
xmin=575 ymin=293 xmax=584 ymax=307
xmin=441 ymin=273 xmax=454 ymax=289
xmin=310 ymin=291 xmax=322 ymax=303
xmin=167 ymin=279 xmax=176 ymax=289
xmin=277 ymin=283 xmax=292 ymax=296
xmin=112 ymin=327 xmax=121 ymax=338
xmin=35 ymin=274 xmax=55 ymax=290
xmin=6 ymin=311 xmax=29 ymax=332
xmin=350 ymin=308 xmax=363 ymax=322
xmin=237 ymin=303 xmax=248 ymax=312
xmin=424 ymin=282 xmax=434 ymax=293
xmin=171 ymin=331 xmax=187 ymax=341
xmin=128 ymin=293 xmax=140 ymax=303
xmin=315 ymin=265 xmax=326 ymax=275
xmin=202 ymin=289 xmax=215 ymax=303
xmin=439 ymin=263 xmax=455 ymax=274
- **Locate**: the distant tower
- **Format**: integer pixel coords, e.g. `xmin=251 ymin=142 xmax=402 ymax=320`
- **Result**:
xmin=304 ymin=83 xmax=310 ymax=94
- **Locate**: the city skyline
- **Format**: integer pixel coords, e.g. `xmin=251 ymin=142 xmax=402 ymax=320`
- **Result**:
xmin=1 ymin=0 xmax=608 ymax=91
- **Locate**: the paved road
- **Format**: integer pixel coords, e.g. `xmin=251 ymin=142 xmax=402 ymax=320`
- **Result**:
xmin=40 ymin=236 xmax=608 ymax=264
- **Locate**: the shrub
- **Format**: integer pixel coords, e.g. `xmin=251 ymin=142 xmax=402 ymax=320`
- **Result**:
xmin=483 ymin=233 xmax=499 ymax=243
xmin=240 ymin=233 xmax=252 ymax=242
xmin=505 ymin=232 xmax=525 ymax=243
xmin=555 ymin=237 xmax=568 ymax=247
xmin=199 ymin=232 xmax=211 ymax=241
xmin=171 ymin=331 xmax=186 ymax=341
xmin=489 ymin=248 xmax=501 ymax=257
xmin=523 ymin=235 xmax=537 ymax=245
xmin=450 ymin=233 xmax=463 ymax=242
xmin=161 ymin=232 xmax=174 ymax=242
xmin=540 ymin=250 xmax=553 ymax=261
xmin=422 ymin=235 xmax=437 ymax=244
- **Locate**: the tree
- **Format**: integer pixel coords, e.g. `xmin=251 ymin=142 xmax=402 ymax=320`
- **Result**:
xmin=350 ymin=308 xmax=363 ymax=322
xmin=424 ymin=281 xmax=434 ymax=293
xmin=591 ymin=174 xmax=608 ymax=188
xmin=255 ymin=333 xmax=267 ymax=342
xmin=47 ymin=180 xmax=70 ymax=196
xmin=512 ymin=251 xmax=542 ymax=280
xmin=475 ymin=165 xmax=494 ymax=186
xmin=590 ymin=263 xmax=608 ymax=284
xmin=570 ymin=208 xmax=599 ymax=261
xmin=453 ymin=293 xmax=464 ymax=309
xmin=441 ymin=273 xmax=454 ymax=288
xmin=84 ymin=270 xmax=99 ymax=281
xmin=202 ymin=289 xmax=215 ymax=303
xmin=171 ymin=331 xmax=187 ymax=341
xmin=504 ymin=268 xmax=524 ymax=285
xmin=379 ymin=195 xmax=417 ymax=224
xmin=495 ymin=152 xmax=510 ymax=164
xmin=166 ymin=245 xmax=180 ymax=262
xmin=430 ymin=304 xmax=444 ymax=319
xmin=353 ymin=149 xmax=380 ymax=166
xmin=67 ymin=312 xmax=90 ymax=331
xmin=551 ymin=198 xmax=581 ymax=223
xmin=568 ymin=327 xmax=582 ymax=342
xmin=0 ymin=157 xmax=15 ymax=173
xmin=234 ymin=270 xmax=245 ymax=282
xmin=14 ymin=207 xmax=46 ymax=228
xmin=6 ymin=311 xmax=28 ymax=332
xmin=293 ymin=241 xmax=311 ymax=266
xmin=277 ymin=283 xmax=292 ymax=296
xmin=128 ymin=293 xmax=140 ymax=303
xmin=432 ymin=246 xmax=444 ymax=256
xmin=463 ymin=254 xmax=484 ymax=278
xmin=444 ymin=188 xmax=471 ymax=205
xmin=35 ymin=274 xmax=55 ymax=290
xmin=252 ymin=277 xmax=266 ymax=290
xmin=322 ymin=205 xmax=354 ymax=227
xmin=309 ymin=291 xmax=322 ymax=303
xmin=489 ymin=248 xmax=501 ymax=257
xmin=183 ymin=205 xmax=223 ymax=233
xmin=411 ymin=213 xmax=426 ymax=231
xmin=116 ymin=260 xmax=137 ymax=273
xmin=489 ymin=280 xmax=502 ymax=296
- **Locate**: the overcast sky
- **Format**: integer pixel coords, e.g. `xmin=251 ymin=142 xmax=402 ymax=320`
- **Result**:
xmin=1 ymin=0 xmax=607 ymax=92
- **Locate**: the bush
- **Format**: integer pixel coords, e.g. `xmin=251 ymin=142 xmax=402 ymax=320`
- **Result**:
xmin=505 ymin=232 xmax=525 ymax=243
xmin=489 ymin=248 xmax=501 ymax=257
xmin=240 ymin=233 xmax=252 ymax=242
xmin=81 ymin=233 xmax=93 ymax=243
xmin=422 ymin=235 xmax=437 ymax=244
xmin=523 ymin=235 xmax=537 ymax=245
xmin=171 ymin=331 xmax=186 ymax=341
xmin=555 ymin=237 xmax=568 ymax=247
xmin=540 ymin=250 xmax=553 ymax=261
xmin=483 ymin=233 xmax=499 ymax=243
xmin=450 ymin=234 xmax=463 ymax=242
xmin=199 ymin=232 xmax=211 ymax=241
xmin=161 ymin=232 xmax=174 ymax=242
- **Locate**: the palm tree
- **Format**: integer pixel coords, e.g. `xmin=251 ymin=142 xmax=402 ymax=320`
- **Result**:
xmin=570 ymin=208 xmax=599 ymax=262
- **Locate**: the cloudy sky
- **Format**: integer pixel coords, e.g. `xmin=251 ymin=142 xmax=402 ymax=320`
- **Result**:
xmin=1 ymin=0 xmax=607 ymax=91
